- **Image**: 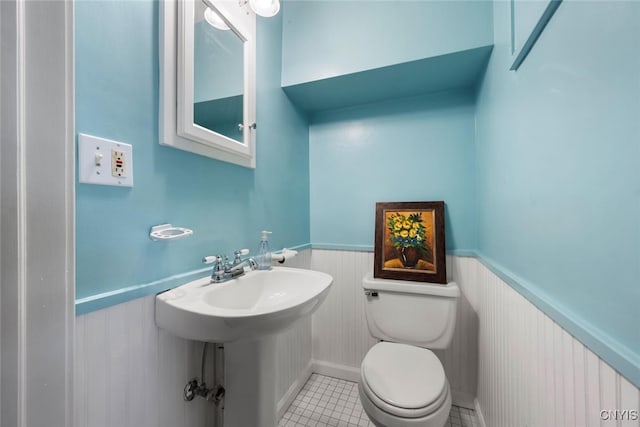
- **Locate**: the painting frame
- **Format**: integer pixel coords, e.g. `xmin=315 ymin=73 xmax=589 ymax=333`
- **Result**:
xmin=374 ymin=201 xmax=446 ymax=284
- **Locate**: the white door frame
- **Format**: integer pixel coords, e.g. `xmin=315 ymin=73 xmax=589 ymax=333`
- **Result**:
xmin=1 ymin=0 xmax=75 ymax=426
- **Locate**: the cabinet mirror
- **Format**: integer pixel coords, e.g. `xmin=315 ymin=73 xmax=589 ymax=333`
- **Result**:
xmin=160 ymin=0 xmax=256 ymax=168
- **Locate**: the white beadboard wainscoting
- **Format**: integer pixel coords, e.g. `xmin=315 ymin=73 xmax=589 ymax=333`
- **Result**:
xmin=309 ymin=249 xmax=479 ymax=408
xmin=75 ymin=250 xmax=312 ymax=427
xmin=469 ymin=256 xmax=640 ymax=427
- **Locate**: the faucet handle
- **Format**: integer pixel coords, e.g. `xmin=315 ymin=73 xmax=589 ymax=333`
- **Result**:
xmin=233 ymin=249 xmax=250 ymax=265
xmin=204 ymin=255 xmax=228 ymax=283
xmin=203 ymin=255 xmax=221 ymax=264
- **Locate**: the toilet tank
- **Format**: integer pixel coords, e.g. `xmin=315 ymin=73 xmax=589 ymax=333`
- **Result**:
xmin=362 ymin=274 xmax=460 ymax=349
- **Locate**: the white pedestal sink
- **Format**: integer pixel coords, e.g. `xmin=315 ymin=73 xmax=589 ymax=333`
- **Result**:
xmin=155 ymin=267 xmax=333 ymax=426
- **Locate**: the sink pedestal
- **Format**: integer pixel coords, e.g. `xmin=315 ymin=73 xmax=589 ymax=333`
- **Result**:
xmin=224 ymin=335 xmax=278 ymax=427
xmin=154 ymin=267 xmax=334 ymax=426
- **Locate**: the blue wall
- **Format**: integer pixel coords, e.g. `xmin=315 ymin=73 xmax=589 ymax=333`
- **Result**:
xmin=309 ymin=90 xmax=477 ymax=252
xmin=282 ymin=0 xmax=493 ymax=86
xmin=286 ymin=0 xmax=487 ymax=253
xmin=475 ymin=0 xmax=640 ymax=384
xmin=75 ymin=0 xmax=310 ymax=309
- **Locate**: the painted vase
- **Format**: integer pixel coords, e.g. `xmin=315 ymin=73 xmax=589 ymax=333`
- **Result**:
xmin=398 ymin=246 xmax=420 ymax=268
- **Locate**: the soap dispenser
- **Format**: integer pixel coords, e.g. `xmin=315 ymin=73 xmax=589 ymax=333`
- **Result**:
xmin=257 ymin=230 xmax=272 ymax=270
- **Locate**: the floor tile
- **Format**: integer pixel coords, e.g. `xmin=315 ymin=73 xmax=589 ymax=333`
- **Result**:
xmin=280 ymin=374 xmax=479 ymax=427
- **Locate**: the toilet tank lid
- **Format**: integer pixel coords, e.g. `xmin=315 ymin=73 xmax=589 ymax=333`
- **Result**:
xmin=362 ymin=274 xmax=459 ymax=298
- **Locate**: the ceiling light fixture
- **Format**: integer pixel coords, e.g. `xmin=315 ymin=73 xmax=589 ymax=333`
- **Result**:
xmin=243 ymin=0 xmax=280 ymax=18
xmin=204 ymin=7 xmax=230 ymax=30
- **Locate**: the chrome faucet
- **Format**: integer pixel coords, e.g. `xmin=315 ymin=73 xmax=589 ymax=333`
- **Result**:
xmin=203 ymin=249 xmax=258 ymax=283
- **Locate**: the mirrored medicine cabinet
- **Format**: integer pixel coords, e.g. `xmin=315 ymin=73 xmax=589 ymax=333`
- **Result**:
xmin=159 ymin=0 xmax=256 ymax=168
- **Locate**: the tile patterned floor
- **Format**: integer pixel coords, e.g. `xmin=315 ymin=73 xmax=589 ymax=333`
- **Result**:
xmin=279 ymin=374 xmax=479 ymax=427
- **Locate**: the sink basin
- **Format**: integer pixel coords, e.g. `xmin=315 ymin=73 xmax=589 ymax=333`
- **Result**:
xmin=155 ymin=267 xmax=333 ymax=342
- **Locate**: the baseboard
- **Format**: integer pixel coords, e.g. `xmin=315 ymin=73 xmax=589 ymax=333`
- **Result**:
xmin=451 ymin=390 xmax=475 ymax=410
xmin=311 ymin=360 xmax=361 ymax=382
xmin=277 ymin=362 xmax=313 ymax=420
xmin=473 ymin=398 xmax=487 ymax=427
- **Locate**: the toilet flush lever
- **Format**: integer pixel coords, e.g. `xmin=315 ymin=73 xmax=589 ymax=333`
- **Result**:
xmin=364 ymin=290 xmax=378 ymax=297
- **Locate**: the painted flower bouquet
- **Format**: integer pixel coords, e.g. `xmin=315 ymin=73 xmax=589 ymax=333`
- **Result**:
xmin=387 ymin=212 xmax=427 ymax=267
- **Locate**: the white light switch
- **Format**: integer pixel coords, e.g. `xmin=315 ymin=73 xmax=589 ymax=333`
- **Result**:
xmin=78 ymin=133 xmax=134 ymax=187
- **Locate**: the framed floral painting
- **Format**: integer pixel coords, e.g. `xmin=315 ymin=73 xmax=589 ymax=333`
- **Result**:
xmin=374 ymin=201 xmax=446 ymax=284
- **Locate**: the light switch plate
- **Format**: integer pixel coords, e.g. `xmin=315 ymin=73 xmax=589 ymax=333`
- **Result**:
xmin=78 ymin=133 xmax=134 ymax=187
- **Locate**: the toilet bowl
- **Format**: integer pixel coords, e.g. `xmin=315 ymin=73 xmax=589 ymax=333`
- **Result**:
xmin=359 ymin=275 xmax=459 ymax=427
xmin=358 ymin=342 xmax=451 ymax=427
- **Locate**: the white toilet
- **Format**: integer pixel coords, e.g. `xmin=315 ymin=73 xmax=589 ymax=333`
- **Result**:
xmin=359 ymin=274 xmax=460 ymax=427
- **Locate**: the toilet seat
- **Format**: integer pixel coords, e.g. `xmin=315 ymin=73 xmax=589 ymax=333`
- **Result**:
xmin=360 ymin=342 xmax=448 ymax=418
